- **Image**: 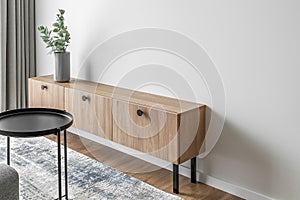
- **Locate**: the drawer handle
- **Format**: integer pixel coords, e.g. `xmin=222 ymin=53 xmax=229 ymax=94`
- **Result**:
xmin=82 ymin=95 xmax=88 ymax=101
xmin=137 ymin=109 xmax=144 ymax=116
xmin=41 ymin=85 xmax=47 ymax=90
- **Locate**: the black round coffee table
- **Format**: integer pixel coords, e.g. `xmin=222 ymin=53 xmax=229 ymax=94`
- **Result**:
xmin=0 ymin=108 xmax=73 ymax=200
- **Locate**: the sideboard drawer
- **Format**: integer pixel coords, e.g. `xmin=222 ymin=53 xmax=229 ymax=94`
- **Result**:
xmin=28 ymin=79 xmax=64 ymax=110
xmin=112 ymin=99 xmax=179 ymax=162
xmin=65 ymin=88 xmax=112 ymax=139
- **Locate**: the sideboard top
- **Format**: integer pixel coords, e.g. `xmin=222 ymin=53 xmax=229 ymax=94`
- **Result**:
xmin=30 ymin=75 xmax=205 ymax=114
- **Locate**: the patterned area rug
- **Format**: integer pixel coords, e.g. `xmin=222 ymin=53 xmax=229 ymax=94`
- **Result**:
xmin=0 ymin=136 xmax=182 ymax=200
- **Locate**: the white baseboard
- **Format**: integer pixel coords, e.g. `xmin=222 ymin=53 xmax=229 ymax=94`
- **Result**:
xmin=68 ymin=128 xmax=273 ymax=200
xmin=179 ymin=164 xmax=274 ymax=200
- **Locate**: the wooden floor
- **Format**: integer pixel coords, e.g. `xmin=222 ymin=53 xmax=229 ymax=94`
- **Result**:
xmin=46 ymin=132 xmax=243 ymax=200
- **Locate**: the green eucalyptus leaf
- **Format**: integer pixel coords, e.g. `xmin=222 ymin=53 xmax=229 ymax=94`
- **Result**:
xmin=59 ymin=9 xmax=65 ymax=14
xmin=38 ymin=26 xmax=44 ymax=31
xmin=52 ymin=23 xmax=59 ymax=27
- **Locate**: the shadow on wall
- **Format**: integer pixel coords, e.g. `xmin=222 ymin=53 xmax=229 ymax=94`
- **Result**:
xmin=200 ymin=119 xmax=274 ymax=197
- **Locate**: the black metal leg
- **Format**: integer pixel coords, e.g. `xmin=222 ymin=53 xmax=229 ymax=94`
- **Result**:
xmin=64 ymin=130 xmax=68 ymax=200
xmin=191 ymin=157 xmax=197 ymax=183
xmin=173 ymin=164 xmax=179 ymax=194
xmin=57 ymin=130 xmax=62 ymax=200
xmin=7 ymin=137 xmax=10 ymax=165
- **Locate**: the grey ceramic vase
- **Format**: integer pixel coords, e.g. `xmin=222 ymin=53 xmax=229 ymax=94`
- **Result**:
xmin=54 ymin=52 xmax=70 ymax=82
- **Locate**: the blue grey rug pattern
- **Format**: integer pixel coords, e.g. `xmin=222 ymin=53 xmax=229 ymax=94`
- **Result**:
xmin=0 ymin=136 xmax=182 ymax=200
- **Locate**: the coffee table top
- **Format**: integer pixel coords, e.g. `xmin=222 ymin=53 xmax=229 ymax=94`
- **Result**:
xmin=0 ymin=108 xmax=73 ymax=137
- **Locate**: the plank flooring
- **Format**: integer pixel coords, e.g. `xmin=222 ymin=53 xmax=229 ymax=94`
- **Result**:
xmin=46 ymin=132 xmax=244 ymax=200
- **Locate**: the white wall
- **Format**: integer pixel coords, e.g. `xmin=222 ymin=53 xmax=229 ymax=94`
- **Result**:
xmin=36 ymin=1 xmax=300 ymax=199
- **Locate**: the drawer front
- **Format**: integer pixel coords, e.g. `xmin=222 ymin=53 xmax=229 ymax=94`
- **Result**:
xmin=112 ymin=100 xmax=179 ymax=162
xmin=28 ymin=79 xmax=64 ymax=110
xmin=65 ymin=88 xmax=112 ymax=139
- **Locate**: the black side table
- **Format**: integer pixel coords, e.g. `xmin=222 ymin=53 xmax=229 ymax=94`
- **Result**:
xmin=0 ymin=108 xmax=73 ymax=200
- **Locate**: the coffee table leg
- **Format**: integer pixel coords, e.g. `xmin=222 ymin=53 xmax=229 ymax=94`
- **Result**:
xmin=57 ymin=129 xmax=62 ymax=200
xmin=7 ymin=137 xmax=10 ymax=165
xmin=64 ymin=130 xmax=68 ymax=200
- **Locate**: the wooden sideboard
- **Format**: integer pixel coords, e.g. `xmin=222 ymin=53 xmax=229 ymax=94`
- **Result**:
xmin=28 ymin=75 xmax=206 ymax=194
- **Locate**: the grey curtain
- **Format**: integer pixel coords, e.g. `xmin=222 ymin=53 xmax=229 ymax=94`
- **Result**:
xmin=0 ymin=0 xmax=36 ymax=111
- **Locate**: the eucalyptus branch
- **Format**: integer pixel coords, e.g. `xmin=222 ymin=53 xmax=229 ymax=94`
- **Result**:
xmin=38 ymin=9 xmax=71 ymax=54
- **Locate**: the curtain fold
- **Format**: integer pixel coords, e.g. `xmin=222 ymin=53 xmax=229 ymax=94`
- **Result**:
xmin=0 ymin=0 xmax=36 ymax=111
